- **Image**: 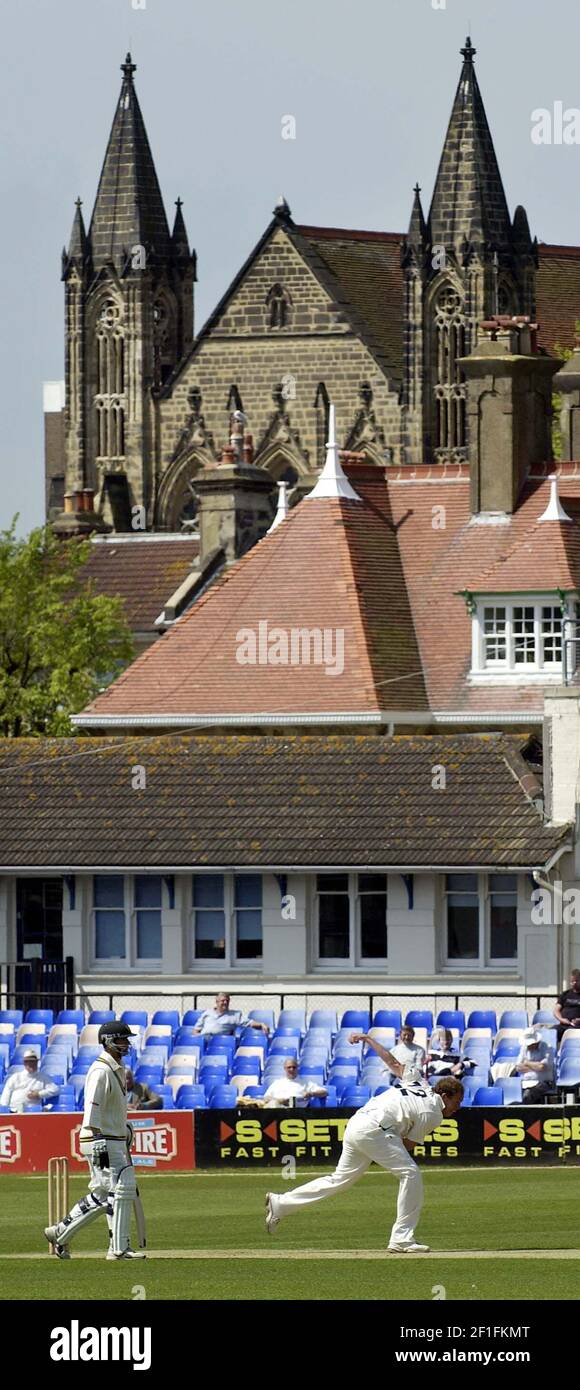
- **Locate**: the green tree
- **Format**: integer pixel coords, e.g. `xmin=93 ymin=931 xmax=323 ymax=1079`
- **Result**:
xmin=0 ymin=522 xmax=134 ymax=737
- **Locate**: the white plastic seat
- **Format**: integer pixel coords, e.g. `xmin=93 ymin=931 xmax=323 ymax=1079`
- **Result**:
xmin=165 ymin=1073 xmax=196 ymax=1100
xmin=79 ymin=1024 xmax=102 ymax=1048
xmin=48 ymin=1024 xmax=79 ymax=1052
xmin=16 ymin=1022 xmax=47 ymax=1042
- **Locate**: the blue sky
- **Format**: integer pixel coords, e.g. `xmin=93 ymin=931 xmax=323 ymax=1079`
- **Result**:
xmin=2 ymin=0 xmax=580 ymax=532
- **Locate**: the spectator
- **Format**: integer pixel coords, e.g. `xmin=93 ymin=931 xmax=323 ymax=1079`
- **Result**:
xmin=193 ymin=993 xmax=269 ymax=1037
xmin=513 ymin=1028 xmax=554 ymax=1103
xmin=387 ymin=1025 xmax=426 ymax=1083
xmin=125 ymin=1068 xmax=162 ymax=1111
xmin=554 ymin=970 xmax=580 ymax=1043
xmin=426 ymin=1029 xmax=474 ymax=1081
xmin=261 ymin=1059 xmax=327 ymax=1108
xmin=0 ymin=1048 xmax=58 ymax=1113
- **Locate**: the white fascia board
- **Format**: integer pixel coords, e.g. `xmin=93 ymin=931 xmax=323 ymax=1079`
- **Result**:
xmin=4 ymin=856 xmax=570 ymax=874
xmin=71 ymin=710 xmax=433 ymax=730
xmin=433 ymin=710 xmax=541 ymax=724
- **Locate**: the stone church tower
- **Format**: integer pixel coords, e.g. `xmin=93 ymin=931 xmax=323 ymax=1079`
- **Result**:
xmin=401 ymin=38 xmax=537 ymax=466
xmin=55 ymin=54 xmax=196 ymax=534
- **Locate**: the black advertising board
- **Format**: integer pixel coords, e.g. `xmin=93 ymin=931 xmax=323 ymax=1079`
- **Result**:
xmin=194 ymin=1106 xmax=580 ymax=1167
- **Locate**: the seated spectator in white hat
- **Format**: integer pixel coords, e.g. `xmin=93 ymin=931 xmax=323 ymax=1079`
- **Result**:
xmin=513 ymin=1028 xmax=554 ymax=1103
xmin=0 ymin=1048 xmax=59 ymax=1113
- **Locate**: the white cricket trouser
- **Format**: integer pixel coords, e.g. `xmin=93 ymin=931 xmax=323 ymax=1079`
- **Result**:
xmin=276 ymin=1113 xmax=423 ymax=1246
xmin=55 ymin=1139 xmax=136 ymax=1255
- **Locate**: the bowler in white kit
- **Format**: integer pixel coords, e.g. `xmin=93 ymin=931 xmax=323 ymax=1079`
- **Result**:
xmin=265 ymin=1071 xmax=463 ymax=1252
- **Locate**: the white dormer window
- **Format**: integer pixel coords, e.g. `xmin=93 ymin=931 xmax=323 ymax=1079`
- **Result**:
xmin=471 ymin=597 xmax=578 ymax=678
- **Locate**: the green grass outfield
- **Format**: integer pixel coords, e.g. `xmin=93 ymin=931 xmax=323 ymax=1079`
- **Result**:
xmin=0 ymin=1167 xmax=579 ymax=1301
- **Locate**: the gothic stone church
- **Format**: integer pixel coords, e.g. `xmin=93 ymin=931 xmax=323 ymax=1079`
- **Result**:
xmin=47 ymin=39 xmax=580 ymax=635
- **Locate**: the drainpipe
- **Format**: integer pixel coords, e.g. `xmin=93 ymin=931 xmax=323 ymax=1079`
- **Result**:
xmin=533 ymin=870 xmax=565 ymax=989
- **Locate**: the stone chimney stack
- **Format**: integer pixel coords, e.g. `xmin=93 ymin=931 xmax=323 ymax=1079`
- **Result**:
xmin=193 ymin=433 xmax=275 ymax=568
xmin=459 ymin=317 xmax=561 ymax=515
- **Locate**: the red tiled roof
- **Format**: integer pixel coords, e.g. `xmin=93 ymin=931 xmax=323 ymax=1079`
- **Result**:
xmin=80 ymin=537 xmax=198 ymax=633
xmin=536 ymin=246 xmax=580 ymax=353
xmin=78 ymin=465 xmax=427 ymax=722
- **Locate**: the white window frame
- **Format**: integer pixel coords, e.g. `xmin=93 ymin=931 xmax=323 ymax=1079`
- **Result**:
xmin=314 ymin=873 xmax=388 ymax=971
xmin=443 ymin=872 xmax=518 ymax=971
xmin=189 ymin=873 xmax=263 ymax=971
xmin=471 ymin=596 xmax=579 ymax=679
xmin=90 ymin=875 xmax=163 ymax=972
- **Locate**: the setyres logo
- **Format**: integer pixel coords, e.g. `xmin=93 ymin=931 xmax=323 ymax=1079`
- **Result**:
xmin=482 ymin=1113 xmax=580 ymax=1160
xmin=0 ymin=1125 xmax=22 ymax=1163
xmin=71 ymin=1118 xmax=177 ymax=1167
xmin=217 ymin=1115 xmax=460 ymax=1161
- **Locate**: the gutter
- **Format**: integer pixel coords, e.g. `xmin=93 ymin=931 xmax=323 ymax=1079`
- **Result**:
xmin=2 ymin=857 xmax=571 ymax=874
xmin=72 ymin=711 xmax=431 ymax=729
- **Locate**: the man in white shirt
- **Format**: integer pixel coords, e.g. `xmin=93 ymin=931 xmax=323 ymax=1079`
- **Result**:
xmin=262 ymin=1058 xmax=327 ymax=1107
xmin=0 ymin=1048 xmax=58 ymax=1112
xmin=513 ymin=1028 xmax=554 ymax=1103
xmin=265 ymin=1064 xmax=463 ymax=1253
xmin=44 ymin=1021 xmax=145 ymax=1261
xmin=388 ymin=1025 xmax=426 ymax=1082
xmin=193 ymin=993 xmax=269 ymax=1037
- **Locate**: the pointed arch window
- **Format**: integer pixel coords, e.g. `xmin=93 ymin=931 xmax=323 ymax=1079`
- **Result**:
xmin=433 ymin=284 xmax=467 ymax=456
xmin=95 ymin=297 xmax=126 ymax=462
xmin=266 ymin=283 xmax=292 ymax=329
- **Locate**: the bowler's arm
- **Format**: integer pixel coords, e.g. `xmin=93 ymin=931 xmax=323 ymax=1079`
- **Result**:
xmin=349 ymin=1031 xmax=404 ymax=1078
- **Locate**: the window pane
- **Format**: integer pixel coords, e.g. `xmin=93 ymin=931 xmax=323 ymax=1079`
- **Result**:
xmin=447 ymin=902 xmax=479 ymax=959
xmin=95 ymin=910 xmax=126 ymax=958
xmin=541 ymin=606 xmax=562 ymax=665
xmin=195 ymin=909 xmax=225 ymax=959
xmin=316 ymin=874 xmax=348 ymax=893
xmin=490 ymin=900 xmax=517 ymax=958
xmin=360 ymin=895 xmax=387 ymax=957
xmin=193 ymin=875 xmax=224 ymax=908
xmin=135 ymin=876 xmax=162 ymax=908
xmin=483 ymin=607 xmax=506 ymax=663
xmin=446 ymin=874 xmax=477 ymax=893
xmin=489 ymin=874 xmax=517 ymax=893
xmin=94 ymin=875 xmax=124 ymax=908
xmin=236 ymin=909 xmax=262 ymax=959
xmin=235 ymin=875 xmax=262 ymax=908
xmin=136 ymin=910 xmax=162 ymax=959
xmin=358 ymin=874 xmax=387 ymax=893
xmin=319 ymin=895 xmax=350 ymax=958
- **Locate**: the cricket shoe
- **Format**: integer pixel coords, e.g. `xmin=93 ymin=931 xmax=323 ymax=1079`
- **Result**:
xmin=106 ymin=1247 xmax=146 ymax=1260
xmin=44 ymin=1225 xmax=71 ymax=1259
xmin=387 ymin=1241 xmax=430 ymax=1254
xmin=265 ymin=1193 xmax=281 ymax=1234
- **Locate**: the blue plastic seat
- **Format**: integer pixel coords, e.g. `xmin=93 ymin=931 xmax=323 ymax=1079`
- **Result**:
xmin=468 ymin=1011 xmax=498 ymax=1033
xmin=405 ymin=1010 xmax=433 ymax=1033
xmin=299 ymin=1066 xmax=325 ymax=1082
xmin=340 ymin=1010 xmax=371 ymax=1033
xmin=436 ymin=1010 xmax=465 ymax=1036
xmin=341 ymin=1086 xmax=371 ymax=1106
xmin=248 ymin=1009 xmax=275 ymax=1032
xmin=231 ymin=1056 xmax=260 ymax=1075
xmin=88 ymin=1010 xmax=115 ymax=1024
xmin=209 ymin=1086 xmax=238 ymax=1108
xmin=243 ymin=1084 xmax=266 ymax=1100
xmin=135 ymin=1066 xmax=163 ymax=1085
xmin=278 ymin=1009 xmax=306 ymax=1034
xmin=461 ymin=1077 xmax=484 ymax=1102
xmin=272 ymin=1025 xmax=302 ymax=1040
xmin=532 ymin=1009 xmax=558 ymax=1028
xmin=181 ymin=1010 xmax=203 ymax=1028
xmin=493 ymin=1041 xmax=521 ymax=1059
xmin=56 ymin=1010 xmax=85 ymax=1029
xmin=323 ymin=1085 xmax=338 ymax=1107
xmin=152 ymin=1010 xmax=180 ymax=1033
xmin=373 ymin=1083 xmax=391 ymax=1096
xmin=176 ymin=1085 xmax=205 ymax=1109
xmin=120 ymin=1011 xmax=147 ymax=1030
xmin=372 ymin=1010 xmax=402 ymax=1033
xmin=0 ymin=1011 xmax=23 ymax=1028
xmin=269 ymin=1040 xmax=298 ymax=1057
xmin=499 ymin=1010 xmax=528 ymax=1030
xmin=501 ymin=1078 xmax=523 ymax=1105
xmin=19 ymin=1032 xmax=47 ymax=1051
xmin=25 ymin=1009 xmax=54 ymax=1027
xmin=557 ymin=1060 xmax=580 ymax=1086
xmin=152 ymin=1084 xmax=174 ymax=1108
xmin=473 ymin=1086 xmax=503 ymax=1106
xmin=309 ymin=1010 xmax=337 ymax=1034
xmin=200 ymin=1054 xmax=230 ymax=1071
xmin=206 ymin=1036 xmax=236 ymax=1056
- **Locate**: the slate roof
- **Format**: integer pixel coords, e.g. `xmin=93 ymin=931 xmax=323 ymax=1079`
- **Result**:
xmin=0 ymin=734 xmax=568 ymax=871
xmin=79 ymin=536 xmax=198 ymax=635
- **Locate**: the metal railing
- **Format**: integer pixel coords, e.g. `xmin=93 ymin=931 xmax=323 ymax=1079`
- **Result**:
xmin=0 ymin=959 xmax=75 ymax=1012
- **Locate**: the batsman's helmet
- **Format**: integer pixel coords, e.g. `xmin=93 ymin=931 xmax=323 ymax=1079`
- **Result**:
xmin=98 ymin=1020 xmax=136 ymax=1045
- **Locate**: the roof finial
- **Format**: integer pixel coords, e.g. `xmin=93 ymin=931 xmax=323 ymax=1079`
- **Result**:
xmin=413 ymin=182 xmax=421 ymax=196
xmin=175 ymin=197 xmax=183 ymax=209
xmin=460 ymin=36 xmax=476 ymax=64
xmin=75 ymin=196 xmax=82 ymax=210
xmin=273 ymin=195 xmax=292 ymax=223
xmin=538 ymin=474 xmax=573 ymax=524
xmin=307 ymin=405 xmax=362 ymax=502
xmin=121 ymin=52 xmax=137 ymax=81
xmin=267 ymin=481 xmax=290 ymax=533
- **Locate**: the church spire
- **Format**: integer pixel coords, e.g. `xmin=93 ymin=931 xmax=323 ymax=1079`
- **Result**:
xmin=89 ymin=53 xmax=171 ymax=270
xmin=62 ymin=197 xmax=90 ymax=278
xmin=428 ymin=36 xmax=512 ymax=253
xmin=407 ymin=184 xmax=428 ymax=247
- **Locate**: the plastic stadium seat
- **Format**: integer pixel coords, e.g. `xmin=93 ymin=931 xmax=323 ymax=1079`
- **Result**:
xmin=231 ymin=1056 xmax=260 ymax=1075
xmin=461 ymin=1028 xmax=492 ymax=1051
xmin=341 ymin=1086 xmax=371 ymax=1106
xmin=176 ymin=1086 xmax=203 ymax=1109
xmin=532 ymin=1009 xmax=558 ymax=1028
xmin=373 ymin=1083 xmax=391 ymax=1097
xmin=405 ymin=1010 xmax=433 ymax=1034
xmin=273 ymin=1025 xmax=302 ymax=1039
xmin=559 ymin=1029 xmax=580 ymax=1047
xmin=299 ymin=1066 xmax=325 ymax=1082
xmin=79 ymin=1025 xmax=102 ymax=1048
xmin=44 ymin=1071 xmax=65 ymax=1086
xmin=436 ymin=1010 xmax=465 ymax=1036
xmin=181 ymin=1010 xmax=203 ymax=1028
xmin=165 ymin=1073 xmax=196 ymax=1100
xmin=48 ymin=1024 xmax=79 ymax=1050
xmin=209 ymin=1085 xmax=238 ymax=1108
xmin=340 ymin=1010 xmax=370 ymax=1032
xmin=372 ymin=1010 xmax=402 ymax=1034
xmin=206 ymin=1036 xmax=236 ymax=1057
xmin=152 ymin=1010 xmax=180 ymax=1033
xmin=143 ymin=1024 xmax=172 ymax=1045
xmin=322 ymin=1085 xmax=338 ymax=1107
xmin=269 ymin=1040 xmax=298 ymax=1057
xmin=501 ymin=1078 xmax=523 ymax=1105
xmin=25 ymin=1009 xmax=54 ymax=1027
xmin=467 ymin=1011 xmax=497 ymax=1033
xmin=229 ymin=1075 xmax=258 ymax=1095
xmin=121 ymin=1011 xmax=148 ymax=1029
xmin=278 ymin=1009 xmax=306 ymax=1034
xmin=248 ymin=1009 xmax=275 ymax=1032
xmin=57 ymin=1010 xmax=84 ymax=1029
xmin=88 ymin=1010 xmax=115 ymax=1024
xmin=557 ymin=1060 xmax=580 ymax=1088
xmin=200 ymin=1053 xmax=231 ymax=1071
xmin=243 ymin=1085 xmax=266 ymax=1100
xmin=0 ymin=1024 xmax=16 ymax=1043
xmin=493 ymin=1041 xmax=521 ymax=1060
xmin=13 ymin=1043 xmax=44 ymax=1062
xmin=461 ymin=1077 xmax=484 ymax=1102
xmin=0 ymin=1011 xmax=23 ymax=1028
xmin=135 ymin=1066 xmax=163 ymax=1085
xmin=309 ymin=1010 xmax=338 ymax=1034
xmin=473 ymin=1086 xmax=503 ymax=1106
xmin=499 ymin=1011 xmax=528 ymax=1030
xmin=18 ymin=1030 xmax=47 ymax=1050
xmin=367 ymin=1027 xmax=396 ymax=1051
